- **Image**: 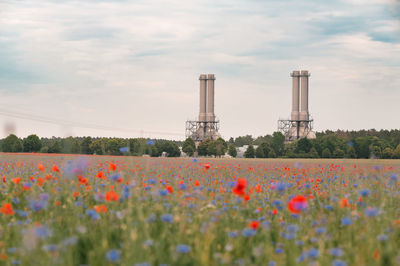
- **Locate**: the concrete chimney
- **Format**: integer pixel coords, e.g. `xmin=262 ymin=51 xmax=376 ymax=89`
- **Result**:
xmin=206 ymin=74 xmax=215 ymax=122
xmin=300 ymin=70 xmax=310 ymax=121
xmin=199 ymin=74 xmax=207 ymax=122
xmin=291 ymin=71 xmax=300 ymax=121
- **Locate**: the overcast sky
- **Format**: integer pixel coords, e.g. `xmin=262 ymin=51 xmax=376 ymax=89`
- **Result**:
xmin=0 ymin=0 xmax=399 ymax=140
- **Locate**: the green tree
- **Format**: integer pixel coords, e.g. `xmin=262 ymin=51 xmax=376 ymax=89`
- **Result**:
xmin=81 ymin=137 xmax=92 ymax=154
xmin=255 ymin=145 xmax=265 ymax=158
xmin=48 ymin=141 xmax=61 ymax=153
xmin=296 ymin=138 xmax=312 ymax=154
xmin=392 ymin=144 xmax=400 ymax=159
xmin=2 ymin=134 xmax=23 ymax=152
xmin=215 ymin=138 xmax=227 ymax=157
xmin=182 ymin=138 xmax=196 ymax=157
xmin=105 ymin=138 xmax=122 ymax=155
xmin=271 ymin=132 xmax=285 ymax=156
xmin=322 ymin=148 xmax=331 ymax=158
xmin=90 ymin=139 xmax=105 ymax=155
xmin=23 ymin=134 xmax=42 ymax=152
xmin=198 ymin=139 xmax=212 ymax=156
xmin=381 ymin=147 xmax=393 ymax=159
xmin=333 ymin=148 xmax=345 ymax=158
xmin=345 ymin=147 xmax=357 ymax=158
xmin=244 ymin=145 xmax=255 ymax=158
xmin=268 ymin=149 xmax=277 ymax=158
xmin=228 ymin=144 xmax=237 ymax=157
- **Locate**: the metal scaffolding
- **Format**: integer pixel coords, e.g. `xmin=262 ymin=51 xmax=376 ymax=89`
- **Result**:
xmin=185 ymin=120 xmax=220 ymax=143
xmin=278 ymin=118 xmax=314 ymax=142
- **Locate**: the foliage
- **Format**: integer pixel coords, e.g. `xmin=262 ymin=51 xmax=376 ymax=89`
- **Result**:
xmin=182 ymin=138 xmax=196 ymax=156
xmin=244 ymin=144 xmax=255 ymax=158
xmin=23 ymin=134 xmax=42 ymax=152
xmin=2 ymin=134 xmax=23 ymax=152
xmin=228 ymin=144 xmax=237 ymax=158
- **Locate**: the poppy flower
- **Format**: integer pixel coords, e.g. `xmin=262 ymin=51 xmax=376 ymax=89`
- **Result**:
xmin=109 ymin=163 xmax=117 ymax=171
xmin=12 ymin=177 xmax=21 ymax=185
xmin=0 ymin=203 xmax=14 ymax=215
xmin=233 ymin=178 xmax=247 ymax=196
xmin=105 ymin=191 xmax=119 ymax=201
xmin=52 ymin=165 xmax=60 ymax=172
xmin=204 ymin=163 xmax=210 ymax=170
xmin=38 ymin=164 xmax=45 ymax=172
xmin=287 ymin=195 xmax=308 ymax=214
xmin=248 ymin=221 xmax=259 ymax=230
xmin=94 ymin=204 xmax=107 ymax=213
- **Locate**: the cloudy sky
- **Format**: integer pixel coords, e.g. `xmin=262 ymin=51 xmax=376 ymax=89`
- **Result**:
xmin=0 ymin=0 xmax=399 ymax=140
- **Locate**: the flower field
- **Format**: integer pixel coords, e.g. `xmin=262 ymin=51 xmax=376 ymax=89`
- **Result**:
xmin=0 ymin=154 xmax=399 ymax=265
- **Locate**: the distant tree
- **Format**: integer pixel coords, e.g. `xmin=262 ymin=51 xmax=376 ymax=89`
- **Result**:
xmin=23 ymin=134 xmax=42 ymax=152
xmin=81 ymin=137 xmax=92 ymax=154
xmin=228 ymin=144 xmax=237 ymax=157
xmin=345 ymin=147 xmax=357 ymax=158
xmin=393 ymin=144 xmax=400 ymax=159
xmin=381 ymin=147 xmax=393 ymax=159
xmin=48 ymin=141 xmax=61 ymax=153
xmin=333 ymin=148 xmax=345 ymax=158
xmin=308 ymin=147 xmax=319 ymax=158
xmin=271 ymin=132 xmax=285 ymax=156
xmin=2 ymin=134 xmax=23 ymax=152
xmin=234 ymin=135 xmax=254 ymax=147
xmin=161 ymin=141 xmax=181 ymax=157
xmin=198 ymin=139 xmax=212 ymax=156
xmin=90 ymin=139 xmax=105 ymax=155
xmin=255 ymin=145 xmax=265 ymax=158
xmin=322 ymin=148 xmax=331 ymax=158
xmin=228 ymin=137 xmax=234 ymax=144
xmin=105 ymin=138 xmax=122 ymax=155
xmin=244 ymin=144 xmax=255 ymax=158
xmin=370 ymin=145 xmax=382 ymax=158
xmin=40 ymin=146 xmax=49 ymax=153
xmin=268 ymin=149 xmax=277 ymax=158
xmin=71 ymin=139 xmax=81 ymax=154
xmin=182 ymin=138 xmax=196 ymax=156
xmin=215 ymin=138 xmax=228 ymax=157
xmin=296 ymin=138 xmax=312 ymax=154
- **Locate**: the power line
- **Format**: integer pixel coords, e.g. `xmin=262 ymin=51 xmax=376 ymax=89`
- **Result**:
xmin=0 ymin=108 xmax=184 ymax=137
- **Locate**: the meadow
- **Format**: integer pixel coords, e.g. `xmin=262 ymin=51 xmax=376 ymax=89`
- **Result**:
xmin=0 ymin=154 xmax=399 ymax=266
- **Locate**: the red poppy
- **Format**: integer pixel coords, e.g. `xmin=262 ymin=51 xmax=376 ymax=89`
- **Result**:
xmin=52 ymin=165 xmax=60 ymax=172
xmin=94 ymin=204 xmax=107 ymax=213
xmin=233 ymin=178 xmax=246 ymax=196
xmin=105 ymin=191 xmax=119 ymax=201
xmin=12 ymin=177 xmax=21 ymax=185
xmin=38 ymin=164 xmax=45 ymax=172
xmin=287 ymin=195 xmax=308 ymax=214
xmin=204 ymin=163 xmax=210 ymax=170
xmin=248 ymin=221 xmax=259 ymax=230
xmin=0 ymin=203 xmax=14 ymax=215
xmin=109 ymin=163 xmax=117 ymax=171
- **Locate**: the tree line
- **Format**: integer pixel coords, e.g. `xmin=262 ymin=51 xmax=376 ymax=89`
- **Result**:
xmin=1 ymin=128 xmax=400 ymax=159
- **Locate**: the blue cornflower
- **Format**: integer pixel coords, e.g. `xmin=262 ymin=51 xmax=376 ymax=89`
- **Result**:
xmin=176 ymin=245 xmax=190 ymax=253
xmin=341 ymin=217 xmax=352 ymax=226
xmin=106 ymin=249 xmax=121 ymax=262
xmin=161 ymin=214 xmax=173 ymax=223
xmin=86 ymin=209 xmax=100 ymax=220
xmin=364 ymin=207 xmax=380 ymax=217
xmin=42 ymin=244 xmax=58 ymax=252
xmin=308 ymin=248 xmax=319 ymax=258
xmin=242 ymin=228 xmax=256 ymax=237
xmin=275 ymin=248 xmax=283 ymax=254
xmin=332 ymin=259 xmax=347 ymax=266
xmin=377 ymin=234 xmax=388 ymax=241
xmin=287 ymin=224 xmax=298 ymax=233
xmin=315 ymin=227 xmax=326 ymax=234
xmin=34 ymin=226 xmax=51 ymax=239
xmin=330 ymin=248 xmax=344 ymax=257
xmin=358 ymin=189 xmax=370 ymax=197
xmin=159 ymin=190 xmax=168 ymax=196
xmin=228 ymin=231 xmax=239 ymax=238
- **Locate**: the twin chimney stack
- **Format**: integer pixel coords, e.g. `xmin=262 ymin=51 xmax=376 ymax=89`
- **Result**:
xmin=199 ymin=74 xmax=216 ymax=123
xmin=291 ymin=70 xmax=310 ymax=121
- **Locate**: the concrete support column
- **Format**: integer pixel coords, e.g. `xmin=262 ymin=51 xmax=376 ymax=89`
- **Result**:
xmin=199 ymin=74 xmax=207 ymax=122
xmin=300 ymin=70 xmax=310 ymax=121
xmin=291 ymin=71 xmax=300 ymax=121
xmin=206 ymin=74 xmax=215 ymax=122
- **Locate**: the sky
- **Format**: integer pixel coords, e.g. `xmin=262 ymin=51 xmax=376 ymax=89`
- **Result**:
xmin=0 ymin=0 xmax=399 ymax=140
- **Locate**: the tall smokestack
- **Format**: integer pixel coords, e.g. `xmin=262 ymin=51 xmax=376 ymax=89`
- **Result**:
xmin=300 ymin=70 xmax=310 ymax=121
xmin=291 ymin=71 xmax=300 ymax=121
xmin=199 ymin=74 xmax=207 ymax=122
xmin=206 ymin=74 xmax=215 ymax=122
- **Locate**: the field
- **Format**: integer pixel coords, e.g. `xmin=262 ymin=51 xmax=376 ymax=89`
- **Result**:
xmin=0 ymin=154 xmax=399 ymax=266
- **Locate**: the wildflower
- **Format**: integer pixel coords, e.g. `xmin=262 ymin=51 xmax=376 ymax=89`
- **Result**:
xmin=248 ymin=221 xmax=259 ymax=230
xmin=204 ymin=163 xmax=210 ymax=170
xmin=315 ymin=227 xmax=326 ymax=234
xmin=106 ymin=249 xmax=121 ymax=262
xmin=96 ymin=171 xmax=105 ymax=179
xmin=34 ymin=226 xmax=52 ymax=239
xmin=377 ymin=234 xmax=388 ymax=241
xmin=272 ymin=209 xmax=278 ymax=215
xmin=86 ymin=209 xmax=100 ymax=220
xmin=166 ymin=186 xmax=173 ymax=193
xmin=12 ymin=178 xmax=21 ymax=185
xmin=242 ymin=228 xmax=256 ymax=237
xmin=38 ymin=164 xmax=45 ymax=172
xmin=161 ymin=214 xmax=173 ymax=223
xmin=43 ymin=244 xmax=58 ymax=252
xmin=275 ymin=248 xmax=283 ymax=254
xmin=339 ymin=198 xmax=349 ymax=208
xmin=105 ymin=191 xmax=119 ymax=202
xmin=333 ymin=260 xmax=347 ymax=266
xmin=330 ymin=248 xmax=344 ymax=257
xmin=94 ymin=205 xmax=107 ymax=213
xmin=358 ymin=189 xmax=370 ymax=197
xmin=109 ymin=163 xmax=117 ymax=171
xmin=341 ymin=217 xmax=352 ymax=226
xmin=365 ymin=207 xmax=380 ymax=217
xmin=287 ymin=195 xmax=307 ymax=214
xmin=308 ymin=248 xmax=319 ymax=259
xmin=176 ymin=245 xmax=190 ymax=253
xmin=0 ymin=203 xmax=14 ymax=215
xmin=233 ymin=179 xmax=246 ymax=196
xmin=52 ymin=165 xmax=60 ymax=172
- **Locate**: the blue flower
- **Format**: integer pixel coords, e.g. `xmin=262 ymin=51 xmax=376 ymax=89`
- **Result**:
xmin=176 ymin=245 xmax=190 ymax=253
xmin=34 ymin=226 xmax=52 ymax=239
xmin=161 ymin=214 xmax=173 ymax=223
xmin=330 ymin=248 xmax=343 ymax=257
xmin=377 ymin=234 xmax=388 ymax=241
xmin=308 ymin=248 xmax=319 ymax=258
xmin=86 ymin=209 xmax=100 ymax=220
xmin=43 ymin=244 xmax=58 ymax=252
xmin=242 ymin=228 xmax=256 ymax=237
xmin=341 ymin=217 xmax=352 ymax=226
xmin=358 ymin=189 xmax=370 ymax=197
xmin=275 ymin=248 xmax=283 ymax=254
xmin=315 ymin=227 xmax=326 ymax=234
xmin=287 ymin=224 xmax=298 ymax=233
xmin=228 ymin=231 xmax=239 ymax=238
xmin=332 ymin=259 xmax=347 ymax=266
xmin=106 ymin=249 xmax=121 ymax=262
xmin=364 ymin=207 xmax=380 ymax=217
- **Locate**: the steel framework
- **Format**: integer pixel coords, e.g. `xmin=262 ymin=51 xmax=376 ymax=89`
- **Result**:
xmin=278 ymin=118 xmax=314 ymax=142
xmin=185 ymin=120 xmax=220 ymax=143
